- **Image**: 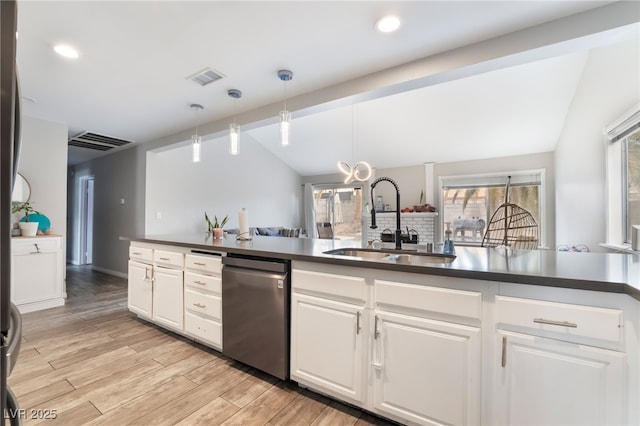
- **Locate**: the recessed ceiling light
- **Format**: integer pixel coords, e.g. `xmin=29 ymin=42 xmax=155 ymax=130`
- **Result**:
xmin=54 ymin=44 xmax=79 ymax=59
xmin=375 ymin=15 xmax=401 ymax=33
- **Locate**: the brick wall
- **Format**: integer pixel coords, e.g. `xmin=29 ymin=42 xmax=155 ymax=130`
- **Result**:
xmin=366 ymin=212 xmax=437 ymax=244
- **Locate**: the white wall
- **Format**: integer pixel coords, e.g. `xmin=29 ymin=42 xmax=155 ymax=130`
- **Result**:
xmin=18 ymin=116 xmax=68 ymax=240
xmin=555 ymin=38 xmax=640 ymax=252
xmin=146 ymin=134 xmax=301 ymax=234
xmin=372 ymin=165 xmax=426 ymax=209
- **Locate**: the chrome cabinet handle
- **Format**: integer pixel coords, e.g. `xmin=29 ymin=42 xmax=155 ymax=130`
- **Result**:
xmin=193 ymin=280 xmax=207 ymax=285
xmin=193 ymin=303 xmax=206 ymax=308
xmin=132 ymin=251 xmax=142 ymax=255
xmin=374 ymin=315 xmax=380 ymax=339
xmin=193 ymin=262 xmax=206 ymax=266
xmin=356 ymin=311 xmax=361 ymax=335
xmin=144 ymin=267 xmax=153 ymax=282
xmin=533 ymin=318 xmax=578 ymax=328
xmin=29 ymin=243 xmax=41 ymax=254
xmin=372 ymin=315 xmax=383 ymax=369
xmin=501 ymin=336 xmax=507 ymax=368
xmin=159 ymin=257 xmax=170 ymax=261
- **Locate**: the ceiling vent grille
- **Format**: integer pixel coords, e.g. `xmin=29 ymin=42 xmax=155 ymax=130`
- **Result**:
xmin=68 ymin=131 xmax=133 ymax=151
xmin=187 ymin=67 xmax=225 ymax=87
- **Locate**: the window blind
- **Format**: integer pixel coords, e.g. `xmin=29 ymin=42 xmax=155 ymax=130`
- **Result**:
xmin=441 ymin=171 xmax=542 ymax=189
xmin=605 ymin=103 xmax=640 ymax=142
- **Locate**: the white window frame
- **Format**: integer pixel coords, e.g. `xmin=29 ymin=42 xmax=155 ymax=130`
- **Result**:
xmin=605 ymin=103 xmax=640 ymax=248
xmin=438 ymin=169 xmax=546 ymax=248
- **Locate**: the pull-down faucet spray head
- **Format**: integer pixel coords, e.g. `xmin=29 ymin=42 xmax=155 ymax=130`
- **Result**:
xmin=370 ymin=177 xmax=402 ymax=250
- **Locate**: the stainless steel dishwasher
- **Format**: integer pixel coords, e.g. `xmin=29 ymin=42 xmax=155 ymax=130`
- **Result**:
xmin=221 ymin=254 xmax=290 ymax=380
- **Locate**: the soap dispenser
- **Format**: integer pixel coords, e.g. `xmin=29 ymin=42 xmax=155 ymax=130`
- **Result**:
xmin=443 ymin=230 xmax=455 ymax=255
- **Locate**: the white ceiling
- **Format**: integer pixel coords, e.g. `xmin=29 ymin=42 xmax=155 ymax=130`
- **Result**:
xmin=15 ymin=1 xmax=638 ymax=174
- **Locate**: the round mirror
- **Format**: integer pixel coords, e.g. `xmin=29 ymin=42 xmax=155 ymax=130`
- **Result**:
xmin=12 ymin=173 xmax=30 ymax=203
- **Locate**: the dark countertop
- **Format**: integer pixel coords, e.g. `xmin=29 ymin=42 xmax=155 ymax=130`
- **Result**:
xmin=124 ymin=234 xmax=640 ymax=301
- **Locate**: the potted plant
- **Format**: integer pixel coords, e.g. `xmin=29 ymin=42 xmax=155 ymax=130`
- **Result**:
xmin=205 ymin=212 xmax=229 ymax=239
xmin=12 ymin=201 xmax=41 ymax=236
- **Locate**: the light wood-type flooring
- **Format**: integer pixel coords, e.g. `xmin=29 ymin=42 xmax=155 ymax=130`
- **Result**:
xmin=8 ymin=265 xmax=397 ymax=425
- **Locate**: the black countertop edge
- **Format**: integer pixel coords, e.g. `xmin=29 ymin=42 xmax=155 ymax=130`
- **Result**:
xmin=122 ymin=235 xmax=640 ymax=302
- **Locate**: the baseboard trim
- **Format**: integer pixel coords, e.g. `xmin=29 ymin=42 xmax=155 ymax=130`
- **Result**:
xmin=16 ymin=298 xmax=65 ymax=314
xmin=91 ymin=266 xmax=128 ymax=279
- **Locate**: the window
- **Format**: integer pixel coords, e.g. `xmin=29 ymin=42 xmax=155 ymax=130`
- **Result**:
xmin=440 ymin=171 xmax=544 ymax=246
xmin=605 ymin=104 xmax=640 ymax=246
xmin=624 ymin=128 xmax=640 ymax=242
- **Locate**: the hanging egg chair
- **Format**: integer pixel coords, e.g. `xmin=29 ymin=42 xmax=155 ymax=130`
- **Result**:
xmin=481 ymin=176 xmax=539 ymax=250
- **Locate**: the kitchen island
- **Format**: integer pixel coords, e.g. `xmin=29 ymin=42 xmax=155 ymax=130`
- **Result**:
xmin=125 ymin=233 xmax=640 ymax=300
xmin=125 ymin=234 xmax=640 ymax=426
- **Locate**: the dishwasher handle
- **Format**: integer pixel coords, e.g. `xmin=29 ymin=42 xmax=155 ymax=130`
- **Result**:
xmin=222 ymin=255 xmax=288 ymax=273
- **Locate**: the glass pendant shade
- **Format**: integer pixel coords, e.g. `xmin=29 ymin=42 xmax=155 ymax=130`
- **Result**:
xmin=190 ymin=103 xmax=204 ymax=163
xmin=280 ymin=110 xmax=291 ymax=146
xmin=192 ymin=134 xmax=201 ymax=163
xmin=229 ymin=123 xmax=240 ymax=155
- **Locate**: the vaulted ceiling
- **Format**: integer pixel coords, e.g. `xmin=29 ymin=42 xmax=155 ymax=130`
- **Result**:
xmin=16 ymin=1 xmax=639 ymax=174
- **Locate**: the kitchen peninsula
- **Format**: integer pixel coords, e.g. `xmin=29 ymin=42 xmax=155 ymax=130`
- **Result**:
xmin=125 ymin=234 xmax=640 ymax=426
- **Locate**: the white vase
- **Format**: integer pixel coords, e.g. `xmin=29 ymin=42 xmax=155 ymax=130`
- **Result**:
xmin=18 ymin=222 xmax=38 ymax=236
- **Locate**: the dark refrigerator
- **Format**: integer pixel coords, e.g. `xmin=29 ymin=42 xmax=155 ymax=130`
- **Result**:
xmin=1 ymin=1 xmax=23 ymax=424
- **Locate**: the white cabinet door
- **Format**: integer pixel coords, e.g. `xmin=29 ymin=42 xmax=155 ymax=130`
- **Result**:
xmin=494 ymin=330 xmax=626 ymax=426
xmin=290 ymin=292 xmax=366 ymax=406
xmin=153 ymin=267 xmax=184 ymax=330
xmin=127 ymin=260 xmax=153 ymax=319
xmin=372 ymin=310 xmax=481 ymax=426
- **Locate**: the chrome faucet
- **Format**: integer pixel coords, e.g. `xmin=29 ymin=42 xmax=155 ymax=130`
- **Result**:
xmin=370 ymin=177 xmax=402 ymax=250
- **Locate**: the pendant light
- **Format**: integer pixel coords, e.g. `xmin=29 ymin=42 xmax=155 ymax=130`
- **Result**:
xmin=338 ymin=105 xmax=372 ymax=184
xmin=190 ymin=103 xmax=204 ymax=163
xmin=228 ymin=89 xmax=242 ymax=156
xmin=277 ymin=69 xmax=293 ymax=147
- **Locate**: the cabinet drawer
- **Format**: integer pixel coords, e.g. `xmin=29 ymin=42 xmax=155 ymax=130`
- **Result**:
xmin=13 ymin=238 xmax=60 ymax=255
xmin=375 ymin=280 xmax=482 ymax=320
xmin=292 ymin=269 xmax=366 ymax=303
xmin=184 ymin=272 xmax=221 ymax=294
xmin=185 ymin=288 xmax=221 ymax=320
xmin=154 ymin=250 xmax=184 ymax=268
xmin=185 ymin=254 xmax=222 ymax=274
xmin=495 ymin=296 xmax=623 ymax=343
xmin=129 ymin=245 xmax=153 ymax=263
xmin=185 ymin=311 xmax=222 ymax=347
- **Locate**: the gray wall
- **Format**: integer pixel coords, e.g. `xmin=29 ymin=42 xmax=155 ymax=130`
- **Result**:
xmin=68 ymin=144 xmax=146 ymax=275
xmin=68 ymin=133 xmax=301 ymax=276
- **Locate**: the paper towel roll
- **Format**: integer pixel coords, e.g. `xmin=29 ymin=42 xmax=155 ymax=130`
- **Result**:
xmin=239 ymin=208 xmax=250 ymax=239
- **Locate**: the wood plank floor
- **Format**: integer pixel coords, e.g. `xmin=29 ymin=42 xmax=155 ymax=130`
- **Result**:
xmin=9 ymin=265 xmax=397 ymax=426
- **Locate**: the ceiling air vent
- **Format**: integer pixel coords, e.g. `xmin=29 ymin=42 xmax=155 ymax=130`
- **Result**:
xmin=68 ymin=131 xmax=133 ymax=151
xmin=187 ymin=67 xmax=225 ymax=87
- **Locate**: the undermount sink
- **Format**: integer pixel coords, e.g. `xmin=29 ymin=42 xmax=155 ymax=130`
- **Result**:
xmin=323 ymin=248 xmax=456 ymax=264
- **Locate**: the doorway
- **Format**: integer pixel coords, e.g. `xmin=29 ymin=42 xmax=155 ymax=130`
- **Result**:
xmin=313 ymin=185 xmax=363 ymax=242
xmin=79 ymin=176 xmax=94 ymax=265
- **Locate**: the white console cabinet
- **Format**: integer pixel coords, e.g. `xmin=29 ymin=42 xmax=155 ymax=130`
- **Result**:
xmin=11 ymin=235 xmax=65 ymax=313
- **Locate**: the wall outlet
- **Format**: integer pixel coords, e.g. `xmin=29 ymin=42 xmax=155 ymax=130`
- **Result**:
xmin=120 ymin=198 xmax=125 ymax=205
xmin=156 ymin=211 xmax=162 ymax=219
